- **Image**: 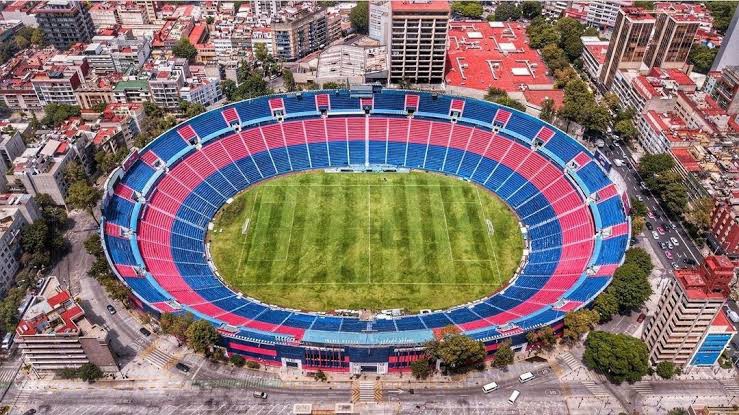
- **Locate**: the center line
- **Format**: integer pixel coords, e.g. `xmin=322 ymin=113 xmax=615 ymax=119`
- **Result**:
xmin=368 ymin=183 xmax=371 ymax=284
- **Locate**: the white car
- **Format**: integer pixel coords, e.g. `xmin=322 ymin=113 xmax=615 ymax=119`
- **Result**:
xmin=670 ymin=237 xmax=679 ymax=246
xmin=652 ymin=231 xmax=660 ymax=240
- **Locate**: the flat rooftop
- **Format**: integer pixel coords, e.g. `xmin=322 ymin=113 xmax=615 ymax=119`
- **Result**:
xmin=445 ymin=21 xmax=553 ymax=92
xmin=391 ymin=0 xmax=449 ymax=13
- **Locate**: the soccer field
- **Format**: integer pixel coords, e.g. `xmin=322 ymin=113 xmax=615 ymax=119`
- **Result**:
xmin=208 ymin=171 xmax=524 ymax=312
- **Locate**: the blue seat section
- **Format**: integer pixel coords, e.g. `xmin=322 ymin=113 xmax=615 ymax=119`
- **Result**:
xmin=183 ymin=275 xmax=220 ymax=289
xmin=374 ymin=92 xmax=406 ymax=112
xmin=329 ymin=92 xmax=360 ymax=111
xmin=528 ymin=249 xmax=561 ymax=264
xmin=545 ymin=132 xmax=582 ymax=163
xmin=396 ymin=316 xmax=426 ymax=330
xmin=284 ymin=94 xmax=319 ymax=115
xmin=418 ymin=94 xmax=451 ymax=116
xmin=595 ymin=235 xmax=628 ymax=264
xmin=405 ymin=142 xmax=426 ymax=169
xmin=420 ymin=312 xmax=454 ymax=329
xmin=218 ymin=163 xmax=249 ymax=190
xmin=515 ymin=276 xmax=549 ymax=290
xmin=442 ymin=146 xmax=464 ymax=174
xmin=468 ymin=155 xmax=495 ymax=183
xmin=307 ymin=142 xmax=330 ymax=168
xmin=523 ymin=261 xmax=558 ymax=276
xmin=287 ymin=144 xmax=311 ymax=170
xmin=270 ymin=147 xmax=293 ymax=173
xmin=469 ymin=327 xmax=500 ymax=341
xmin=529 ymin=221 xmax=559 ymax=241
xmin=597 ymin=197 xmax=626 ymax=228
xmin=564 ymin=277 xmax=610 ymax=302
xmin=212 ymin=296 xmax=246 ymax=311
xmin=497 ymin=174 xmax=527 ymax=201
xmin=424 ymin=145 xmax=446 ymax=171
xmin=348 ymin=140 xmax=365 ymax=165
xmin=259 ymin=309 xmax=292 ymax=325
xmin=105 ymin=195 xmax=134 ymax=227
xmin=341 ymin=319 xmax=368 ymax=332
xmin=180 ymin=192 xmax=218 ymax=223
xmin=530 ymin=233 xmax=562 ymax=251
xmin=522 ymin=205 xmax=557 ymax=227
xmin=171 ymin=233 xmax=204 ymax=252
xmin=485 ymin=163 xmax=514 ymax=190
xmin=252 ymin=152 xmax=277 ymax=177
xmin=172 ymin=219 xmax=205 ymax=241
xmin=106 ymin=235 xmax=137 ymax=265
xmin=500 ymin=286 xmax=536 ymax=302
xmin=196 ymin=286 xmax=233 ymax=301
xmin=312 ymin=316 xmax=343 ymax=331
xmin=203 ymin=169 xmax=238 ymax=199
xmin=372 ymin=319 xmax=398 ymax=332
xmin=147 ymin=130 xmax=188 ymax=162
xmin=191 ymin=111 xmax=228 ymax=138
xmin=190 ymin=179 xmax=227 ymax=209
xmin=506 ymin=113 xmax=540 ymax=139
xmin=125 ymin=277 xmax=169 ymax=302
xmin=235 ymin=98 xmax=271 ymax=122
xmin=235 ymin=156 xmax=264 ymax=182
xmin=387 ymin=141 xmax=406 ymax=166
xmin=486 ymin=295 xmax=524 ymax=311
xmin=577 ymin=162 xmax=610 ymax=193
xmin=122 ymin=161 xmax=155 ymax=192
xmin=283 ymin=313 xmax=317 ymax=329
xmin=461 ymin=99 xmax=495 ymax=124
xmin=470 ymin=302 xmax=501 ymax=318
xmin=328 ymin=141 xmax=349 ymax=166
xmin=369 ymin=140 xmax=386 ymax=164
xmin=447 ymin=307 xmax=479 ymax=324
xmin=516 ymin=308 xmax=562 ymax=330
xmin=233 ymin=302 xmax=268 ymax=319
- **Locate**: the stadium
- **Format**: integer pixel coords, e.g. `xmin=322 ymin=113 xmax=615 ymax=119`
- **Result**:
xmin=101 ymin=87 xmax=629 ymax=374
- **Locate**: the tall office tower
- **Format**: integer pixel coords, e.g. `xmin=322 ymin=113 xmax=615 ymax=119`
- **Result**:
xmin=599 ymin=7 xmax=655 ymax=88
xmin=253 ymin=0 xmax=284 ymax=19
xmin=642 ymin=256 xmax=735 ymax=365
xmin=586 ymin=0 xmax=634 ymax=29
xmin=369 ymin=0 xmax=390 ymax=45
xmin=712 ymin=3 xmax=739 ymax=71
xmin=388 ymin=0 xmax=449 ymax=85
xmin=643 ymin=12 xmax=699 ymax=69
xmin=272 ymin=8 xmax=329 ymax=62
xmin=35 ymin=0 xmax=95 ymax=50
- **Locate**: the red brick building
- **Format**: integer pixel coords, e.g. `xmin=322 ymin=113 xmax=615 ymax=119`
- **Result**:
xmin=711 ymin=200 xmax=739 ymax=261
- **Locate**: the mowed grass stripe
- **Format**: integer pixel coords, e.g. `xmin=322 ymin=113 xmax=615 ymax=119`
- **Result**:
xmin=209 ymin=172 xmax=524 ymax=311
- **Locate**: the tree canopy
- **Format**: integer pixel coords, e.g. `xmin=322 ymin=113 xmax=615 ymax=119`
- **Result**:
xmin=706 ymin=2 xmax=737 ymax=34
xmin=563 ymin=309 xmax=600 ymax=343
xmin=593 ymin=291 xmax=619 ymax=323
xmin=638 ymin=154 xmax=688 ymax=216
xmin=42 ymin=104 xmax=81 ymax=127
xmin=173 ymin=38 xmax=198 ymax=63
xmin=186 ymin=319 xmax=220 ymax=354
xmin=425 ymin=333 xmax=486 ymax=374
xmin=410 ymin=358 xmax=432 ymax=379
xmin=583 ymin=331 xmax=649 ymax=384
xmin=689 ymin=44 xmax=718 ymax=74
xmin=451 ymin=1 xmax=483 ymax=19
xmin=483 ymin=87 xmax=526 ymax=111
xmin=656 ymin=361 xmax=677 ymax=379
xmin=491 ymin=341 xmax=515 ymax=368
xmin=521 ymin=1 xmax=543 ymax=19
xmin=493 ymin=2 xmax=522 ymax=21
xmin=350 ymin=1 xmax=369 ymax=34
xmin=526 ymin=326 xmax=556 ymax=352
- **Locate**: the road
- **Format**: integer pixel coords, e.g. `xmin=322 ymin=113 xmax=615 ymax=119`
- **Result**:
xmin=599 ymin=140 xmax=703 ymax=268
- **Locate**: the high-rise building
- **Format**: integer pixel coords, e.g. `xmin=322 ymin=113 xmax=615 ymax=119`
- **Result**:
xmin=35 ymin=0 xmax=95 ymax=50
xmin=272 ymin=8 xmax=329 ymax=62
xmin=711 ymin=201 xmax=739 ymax=260
xmin=599 ymin=7 xmax=655 ymax=88
xmin=586 ymin=0 xmax=634 ymax=29
xmin=643 ymin=13 xmax=699 ymax=69
xmin=389 ymin=0 xmax=449 ymax=85
xmin=369 ymin=0 xmax=390 ymax=45
xmin=642 ymin=256 xmax=735 ymax=365
xmin=709 ymin=65 xmax=739 ymax=115
xmin=711 ymin=3 xmax=739 ymax=71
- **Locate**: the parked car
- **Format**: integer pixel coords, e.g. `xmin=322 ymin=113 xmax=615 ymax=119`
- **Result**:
xmin=645 ymin=222 xmax=654 ymax=231
xmin=671 ymin=262 xmax=680 ymax=269
xmin=652 ymin=231 xmax=660 ymax=240
xmin=636 ymin=194 xmax=644 ymax=202
xmin=253 ymin=391 xmax=268 ymax=399
xmin=106 ymin=304 xmax=116 ymax=315
xmin=667 ymin=242 xmax=673 ymax=250
xmin=648 ymin=211 xmax=655 ymax=219
xmin=175 ymin=362 xmax=191 ymax=373
xmin=665 ymin=251 xmax=673 ymax=260
xmin=669 ymin=223 xmax=678 ymax=230
xmin=657 ymin=226 xmax=666 ymax=235
xmin=670 ymin=237 xmax=679 ymax=246
xmin=659 ymin=242 xmax=667 ymax=250
xmin=640 ymin=181 xmax=648 ymax=190
xmin=637 ymin=313 xmax=646 ymax=323
xmin=682 ymin=258 xmax=698 ymax=266
xmin=139 ymin=327 xmax=151 ymax=337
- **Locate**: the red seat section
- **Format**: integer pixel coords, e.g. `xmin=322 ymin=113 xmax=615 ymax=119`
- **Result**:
xmin=140 ymin=151 xmax=159 ymax=167
xmin=315 ymin=94 xmax=330 ymax=110
xmin=268 ymin=98 xmax=285 ymax=111
xmin=573 ymin=152 xmax=591 ymax=169
xmin=114 ymin=183 xmax=135 ymax=201
xmin=597 ymin=184 xmax=618 ymax=201
xmin=450 ymin=98 xmax=465 ymax=113
xmin=360 ymin=97 xmax=373 ymax=110
xmin=222 ymin=107 xmax=239 ymax=124
xmin=535 ymin=126 xmax=554 ymax=142
xmin=404 ymin=94 xmax=419 ymax=111
xmin=178 ymin=125 xmax=197 ymax=142
xmin=608 ymin=222 xmax=629 ymax=237
xmin=494 ymin=108 xmax=512 ymax=126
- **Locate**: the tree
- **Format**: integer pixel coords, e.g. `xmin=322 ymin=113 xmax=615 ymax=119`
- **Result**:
xmin=614 ymin=118 xmax=637 ymax=142
xmin=410 ymin=358 xmax=432 ymax=379
xmin=313 ymin=369 xmax=327 ymax=382
xmin=221 ymin=79 xmax=237 ymax=102
xmin=583 ymin=331 xmax=649 ymax=384
xmin=254 ymin=43 xmax=269 ymax=63
xmin=684 ymin=197 xmax=713 ymax=235
xmin=630 ymin=197 xmax=648 ymax=217
xmin=541 ymin=44 xmax=571 ymax=73
xmin=64 ymin=161 xmax=88 ymax=185
xmin=656 ymin=361 xmax=676 ymax=379
xmin=689 ymin=43 xmax=720 ymax=74
xmin=585 ymin=103 xmax=612 ymax=134
xmin=603 ymin=92 xmax=620 ymax=112
xmin=526 ymin=326 xmax=556 ymax=352
xmin=425 ymin=333 xmax=486 ymax=374
xmin=610 ymin=263 xmax=652 ymax=314
xmin=705 ymin=2 xmax=737 ymax=34
xmin=631 ymin=215 xmax=646 ymax=236
xmin=91 ymin=102 xmax=107 ymax=113
xmin=625 ymin=248 xmax=653 ymax=275
xmin=186 ymin=319 xmax=219 ymax=354
xmin=66 ymin=181 xmax=102 ymax=224
xmin=451 ymin=1 xmax=483 ymax=19
xmin=563 ymin=309 xmax=600 ymax=342
xmin=554 ymin=66 xmax=578 ymax=88
xmin=540 ymin=98 xmax=555 ymax=122
xmin=491 ymin=341 xmax=515 ymax=369
xmin=229 ymin=354 xmax=246 ymax=367
xmin=206 ymin=16 xmax=214 ymax=25
xmin=179 ymin=101 xmax=206 ymax=118
xmin=667 ymin=408 xmax=689 ymax=415
xmin=84 ymin=234 xmax=104 ymax=258
xmin=160 ymin=312 xmax=194 ymax=341
xmin=527 ymin=23 xmax=560 ymax=50
xmin=30 ymin=28 xmax=44 ymax=46
xmin=583 ymin=27 xmax=600 ymax=37
xmin=559 ymin=78 xmax=593 ymax=126
xmin=78 ymin=363 xmax=103 ymax=382
xmin=172 ymin=38 xmax=197 ymax=63
xmin=41 ymin=103 xmax=81 ymax=127
xmin=494 ymin=96 xmax=526 ymax=112
xmin=638 ymin=153 xmax=675 ymax=178
xmin=556 ymin=17 xmax=584 ymax=61
xmin=282 ymin=68 xmax=296 ymax=92
xmin=593 ymin=291 xmax=619 ymax=323
xmin=494 ymin=2 xmax=521 ymax=21
xmin=322 ymin=81 xmax=342 ymax=89
xmin=521 ymin=1 xmax=542 ymax=19
xmin=143 ymin=101 xmax=164 ymax=118
xmin=350 ymin=1 xmax=369 ymax=34
xmin=655 ymin=171 xmax=688 ymax=216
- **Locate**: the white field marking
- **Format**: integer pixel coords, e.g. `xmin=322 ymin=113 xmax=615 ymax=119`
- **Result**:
xmin=367 ymin=183 xmax=372 ymax=284
xmin=437 ymin=188 xmax=455 ymax=261
xmin=235 ymin=190 xmax=259 ymax=276
xmin=241 ymin=218 xmax=250 ymax=235
xmin=283 ymin=192 xmax=298 ymax=261
xmin=476 ymin=187 xmax=503 ymax=284
xmin=236 ymin=282 xmax=497 ymax=285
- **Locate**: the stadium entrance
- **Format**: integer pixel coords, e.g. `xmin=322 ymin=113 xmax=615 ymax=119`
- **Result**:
xmin=349 ymin=362 xmax=388 ymax=375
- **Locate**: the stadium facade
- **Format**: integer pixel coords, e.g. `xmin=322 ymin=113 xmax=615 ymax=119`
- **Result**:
xmin=101 ymin=88 xmax=629 ymax=373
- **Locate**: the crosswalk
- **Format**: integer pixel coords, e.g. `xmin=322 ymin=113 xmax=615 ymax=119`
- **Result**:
xmin=631 ymin=382 xmax=654 ymax=395
xmin=559 ymin=352 xmax=582 ymax=371
xmin=353 ymin=381 xmax=380 ymax=403
xmin=721 ymin=381 xmax=739 ymax=395
xmin=0 ymin=363 xmax=19 ymax=390
xmin=580 ymin=380 xmax=610 ymax=398
xmin=141 ymin=346 xmax=175 ymax=369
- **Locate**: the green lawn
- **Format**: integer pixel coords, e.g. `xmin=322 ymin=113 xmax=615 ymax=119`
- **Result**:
xmin=209 ymin=171 xmax=524 ymax=312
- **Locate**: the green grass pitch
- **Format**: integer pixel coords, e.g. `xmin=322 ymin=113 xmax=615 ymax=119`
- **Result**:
xmin=208 ymin=171 xmax=524 ymax=312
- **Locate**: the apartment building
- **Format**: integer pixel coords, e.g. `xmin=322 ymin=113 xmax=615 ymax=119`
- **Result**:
xmin=11 ymin=139 xmax=76 ymax=205
xmin=82 ymin=34 xmax=152 ymax=76
xmin=112 ymin=79 xmax=151 ymax=104
xmin=0 ymin=131 xmax=26 ymax=172
xmin=599 ymin=7 xmax=655 ymax=89
xmin=708 ymin=66 xmax=739 ymax=115
xmin=16 ymin=276 xmax=117 ymax=372
xmin=35 ymin=0 xmax=95 ymax=50
xmin=389 ymin=0 xmax=449 ymax=85
xmin=369 ymin=0 xmax=390 ymax=45
xmin=272 ymin=8 xmax=330 ymax=62
xmin=586 ymin=0 xmax=634 ymax=28
xmin=581 ymin=36 xmax=610 ymax=82
xmin=147 ymin=59 xmax=188 ymax=110
xmin=643 ymin=13 xmax=700 ymax=70
xmin=711 ymin=201 xmax=739 ymax=260
xmin=642 ymin=256 xmax=734 ymax=365
xmin=0 ymin=201 xmax=38 ymax=290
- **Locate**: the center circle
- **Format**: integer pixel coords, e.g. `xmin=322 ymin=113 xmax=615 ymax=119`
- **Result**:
xmin=208 ymin=170 xmax=524 ymax=312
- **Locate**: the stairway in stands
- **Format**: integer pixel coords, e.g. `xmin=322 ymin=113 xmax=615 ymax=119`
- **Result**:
xmin=351 ymin=381 xmax=382 ymax=403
